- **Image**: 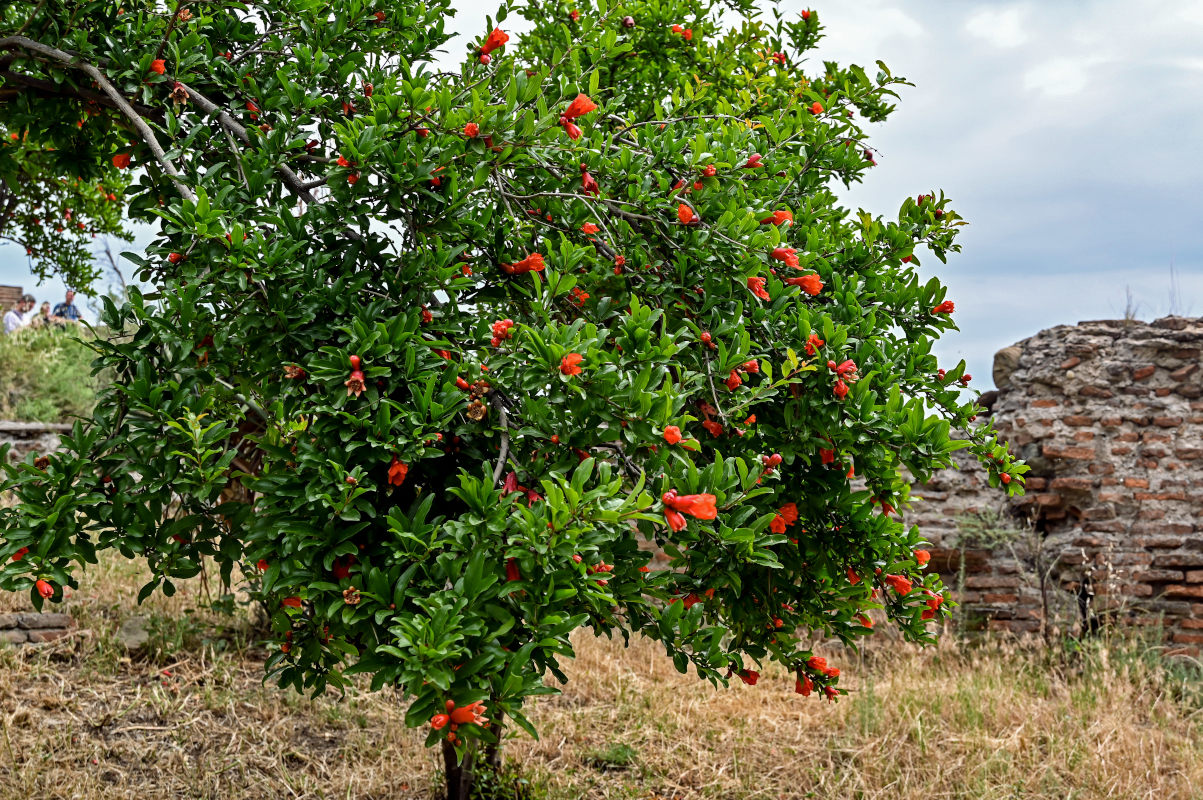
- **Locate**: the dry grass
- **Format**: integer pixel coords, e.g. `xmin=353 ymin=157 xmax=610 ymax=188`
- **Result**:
xmin=1 ymin=556 xmax=1201 ymax=800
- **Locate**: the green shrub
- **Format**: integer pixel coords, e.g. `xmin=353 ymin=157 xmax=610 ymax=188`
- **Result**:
xmin=0 ymin=326 xmax=101 ymax=422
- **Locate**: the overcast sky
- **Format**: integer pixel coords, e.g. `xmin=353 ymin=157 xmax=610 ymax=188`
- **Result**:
xmin=4 ymin=0 xmax=1201 ymax=390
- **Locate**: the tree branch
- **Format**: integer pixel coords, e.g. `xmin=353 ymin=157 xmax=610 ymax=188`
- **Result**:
xmin=0 ymin=35 xmax=194 ymax=201
xmin=490 ymin=393 xmax=510 ymax=488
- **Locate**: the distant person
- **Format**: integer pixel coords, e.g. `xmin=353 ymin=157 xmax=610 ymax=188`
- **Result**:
xmin=32 ymin=301 xmax=52 ymax=327
xmin=52 ymin=289 xmax=81 ymax=324
xmin=3 ymin=294 xmax=35 ymax=334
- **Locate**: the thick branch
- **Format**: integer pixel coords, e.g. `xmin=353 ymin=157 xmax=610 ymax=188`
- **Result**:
xmin=0 ymin=36 xmax=194 ymax=201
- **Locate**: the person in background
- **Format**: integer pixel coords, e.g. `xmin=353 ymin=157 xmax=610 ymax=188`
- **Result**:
xmin=52 ymin=289 xmax=81 ymax=323
xmin=31 ymin=301 xmax=52 ymax=327
xmin=3 ymin=294 xmax=35 ymax=334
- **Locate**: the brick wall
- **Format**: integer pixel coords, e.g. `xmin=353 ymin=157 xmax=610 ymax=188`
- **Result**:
xmin=0 ymin=285 xmax=22 ymax=312
xmin=906 ymin=316 xmax=1203 ymax=653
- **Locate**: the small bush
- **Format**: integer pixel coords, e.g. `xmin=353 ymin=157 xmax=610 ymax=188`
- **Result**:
xmin=0 ymin=326 xmax=101 ymax=422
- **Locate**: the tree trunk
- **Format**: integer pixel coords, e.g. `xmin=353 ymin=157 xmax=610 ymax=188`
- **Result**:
xmin=442 ymin=714 xmax=505 ymax=800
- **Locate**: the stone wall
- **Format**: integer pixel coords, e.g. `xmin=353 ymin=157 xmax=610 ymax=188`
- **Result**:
xmin=0 ymin=612 xmax=75 ymax=644
xmin=0 ymin=420 xmax=72 ymax=463
xmin=907 ymin=316 xmax=1203 ymax=654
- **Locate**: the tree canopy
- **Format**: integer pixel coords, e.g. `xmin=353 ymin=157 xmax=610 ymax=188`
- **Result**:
xmin=0 ymin=0 xmax=1024 ymax=794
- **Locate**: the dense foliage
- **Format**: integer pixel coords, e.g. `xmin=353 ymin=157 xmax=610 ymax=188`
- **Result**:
xmin=0 ymin=0 xmax=1024 ymax=792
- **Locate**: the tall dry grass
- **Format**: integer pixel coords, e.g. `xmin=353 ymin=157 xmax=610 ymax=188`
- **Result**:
xmin=0 ymin=555 xmax=1200 ymax=800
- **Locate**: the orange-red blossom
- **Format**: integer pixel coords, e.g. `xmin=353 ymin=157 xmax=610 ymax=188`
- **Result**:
xmin=501 ymin=253 xmax=545 ymax=275
xmin=662 ymin=490 xmax=718 ymax=532
xmin=480 ymin=28 xmax=509 ymax=55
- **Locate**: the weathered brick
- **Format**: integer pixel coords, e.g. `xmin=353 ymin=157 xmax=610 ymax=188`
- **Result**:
xmin=1111 ymin=446 xmax=1133 ymax=456
xmin=1051 ymin=477 xmax=1094 ymax=491
xmin=0 ymin=614 xmax=18 ymax=629
xmin=964 ymin=575 xmax=1022 ymax=589
xmin=1187 ymin=570 xmax=1203 ymax=583
xmin=1063 ymin=414 xmax=1093 ymax=427
xmin=1100 ymin=416 xmax=1124 ymax=427
xmin=1115 ymin=432 xmax=1140 ymax=443
xmin=1084 ymin=520 xmax=1125 ymax=533
xmin=1122 ymin=477 xmax=1150 ymax=489
xmin=1154 ymin=416 xmax=1184 ymax=428
xmin=1175 ymin=447 xmax=1203 ymax=460
xmin=1170 ymin=363 xmax=1198 ymax=381
xmin=1043 ymin=444 xmax=1097 ymax=460
xmin=1133 ymin=491 xmax=1187 ymax=502
xmin=988 ymin=619 xmax=1041 ymax=633
xmin=1154 ymin=553 xmax=1203 ymax=568
xmin=1131 ymin=569 xmax=1184 ymax=583
xmin=1031 ymin=398 xmax=1059 ymax=408
xmin=1025 ymin=477 xmax=1048 ymax=490
xmin=1060 ymin=357 xmax=1081 ymax=370
xmin=1079 ymin=386 xmax=1114 ymax=399
xmin=1177 ymin=384 xmax=1203 ymax=399
xmin=1180 ymin=617 xmax=1203 ymax=629
xmin=0 ymin=630 xmax=27 ymax=645
xmin=983 ymin=593 xmax=1020 ymax=604
xmin=1171 ymin=631 xmax=1203 ymax=644
xmin=1133 ymin=365 xmax=1157 ymax=381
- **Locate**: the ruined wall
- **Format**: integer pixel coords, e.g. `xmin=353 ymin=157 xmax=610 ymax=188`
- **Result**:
xmin=907 ymin=316 xmax=1203 ymax=653
xmin=0 ymin=421 xmax=72 ymax=463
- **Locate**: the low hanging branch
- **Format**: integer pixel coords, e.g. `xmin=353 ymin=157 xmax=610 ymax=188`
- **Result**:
xmin=0 ymin=35 xmax=195 ymax=202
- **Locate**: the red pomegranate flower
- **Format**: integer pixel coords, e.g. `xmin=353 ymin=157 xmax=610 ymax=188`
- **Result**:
xmin=796 ymin=674 xmax=813 ymax=696
xmin=884 ymin=574 xmax=913 ymax=595
xmin=12 ymin=547 xmax=29 ymax=562
xmin=770 ymin=247 xmax=799 ymax=268
xmin=725 ymin=370 xmax=742 ymax=391
xmin=430 ymin=713 xmax=450 ymax=730
xmin=562 ymin=94 xmax=597 ymax=120
xmin=150 ymin=59 xmax=166 ymax=75
xmin=464 ymin=122 xmax=479 ymax=137
xmin=785 ymin=274 xmax=823 ymax=295
xmin=505 ymin=558 xmax=521 ymax=582
xmin=112 ymin=153 xmax=131 ymax=169
xmin=501 ymin=253 xmax=546 ymax=275
xmin=805 ymin=333 xmax=825 ymax=355
xmin=563 ymin=121 xmax=583 ymax=140
xmin=932 ymin=300 xmax=955 ymax=314
xmin=281 ymin=596 xmax=302 ymax=608
xmin=481 ymin=28 xmax=509 ymax=55
xmin=833 ymin=379 xmax=849 ymax=400
xmin=760 ymin=210 xmax=794 ymax=226
xmin=661 ymin=490 xmax=718 ymax=531
xmin=560 ymin=353 xmax=584 ymax=376
xmin=747 ymin=276 xmax=770 ymax=301
xmin=738 ymin=669 xmax=759 ymax=686
xmin=388 ymin=457 xmax=409 ymax=487
xmin=663 ymin=426 xmax=683 ymax=444
xmin=580 ymin=165 xmax=599 ymax=196
xmin=581 ymin=222 xmax=599 ymax=234
xmin=810 ymin=101 xmax=824 ymax=115
xmin=345 ymin=369 xmax=366 ymax=398
xmin=35 ymin=579 xmax=54 ymax=599
xmin=914 ymin=549 xmax=931 ymax=567
xmin=449 ymin=700 xmax=489 ymax=726
xmin=677 ymin=203 xmax=695 ymax=225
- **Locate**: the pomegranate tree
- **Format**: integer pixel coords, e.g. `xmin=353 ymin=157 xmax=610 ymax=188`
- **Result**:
xmin=0 ymin=0 xmax=1023 ymax=797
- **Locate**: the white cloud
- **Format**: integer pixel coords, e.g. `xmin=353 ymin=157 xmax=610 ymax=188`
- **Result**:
xmin=964 ymin=6 xmax=1030 ymax=48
